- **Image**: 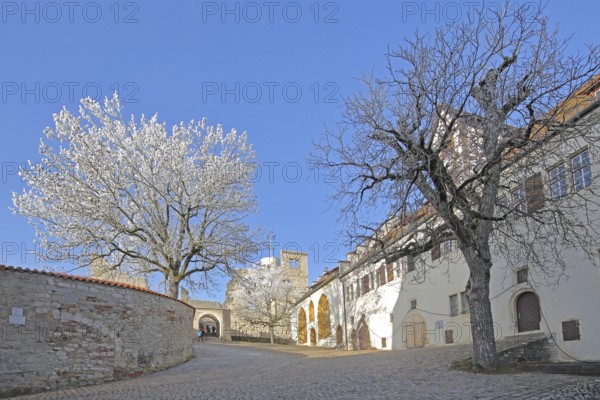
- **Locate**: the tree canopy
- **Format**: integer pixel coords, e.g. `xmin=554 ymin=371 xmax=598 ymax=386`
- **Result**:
xmin=13 ymin=94 xmax=260 ymax=298
xmin=314 ymin=2 xmax=600 ymax=370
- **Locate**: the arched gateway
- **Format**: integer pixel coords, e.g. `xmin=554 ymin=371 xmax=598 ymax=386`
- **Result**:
xmin=188 ymin=300 xmax=231 ymax=339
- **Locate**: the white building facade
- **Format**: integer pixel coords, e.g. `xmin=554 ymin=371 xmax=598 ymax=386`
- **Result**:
xmin=291 ymin=80 xmax=600 ymax=361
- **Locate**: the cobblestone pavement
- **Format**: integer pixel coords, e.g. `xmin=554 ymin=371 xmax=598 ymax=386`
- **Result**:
xmin=6 ymin=341 xmax=597 ymax=400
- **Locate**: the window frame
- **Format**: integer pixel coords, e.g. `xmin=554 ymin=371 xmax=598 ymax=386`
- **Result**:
xmin=441 ymin=240 xmax=456 ymax=256
xmin=549 ymin=162 xmax=568 ymax=199
xmin=516 ymin=267 xmax=528 ymax=284
xmin=511 ymin=185 xmax=527 ymax=217
xmin=449 ymin=294 xmax=459 ymax=317
xmin=571 ymin=149 xmax=592 ymax=192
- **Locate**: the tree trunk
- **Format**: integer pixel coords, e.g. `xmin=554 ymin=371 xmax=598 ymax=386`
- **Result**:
xmin=167 ymin=271 xmax=179 ymax=299
xmin=269 ymin=326 xmax=274 ymax=344
xmin=463 ymin=247 xmax=499 ymax=371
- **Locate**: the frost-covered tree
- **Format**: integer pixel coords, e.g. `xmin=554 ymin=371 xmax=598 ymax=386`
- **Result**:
xmin=314 ymin=2 xmax=600 ymax=370
xmin=13 ymin=94 xmax=259 ymax=299
xmin=230 ymin=261 xmax=295 ymax=343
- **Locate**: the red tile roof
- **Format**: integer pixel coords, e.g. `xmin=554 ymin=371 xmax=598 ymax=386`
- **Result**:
xmin=0 ymin=264 xmax=194 ymax=310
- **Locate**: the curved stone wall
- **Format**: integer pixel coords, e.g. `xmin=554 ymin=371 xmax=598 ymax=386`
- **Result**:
xmin=0 ymin=265 xmax=194 ymax=398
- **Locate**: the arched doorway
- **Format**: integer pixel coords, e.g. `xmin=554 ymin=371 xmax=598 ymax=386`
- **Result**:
xmin=317 ymin=294 xmax=331 ymax=339
xmin=336 ymin=325 xmax=343 ymax=346
xmin=357 ymin=320 xmax=371 ymax=350
xmin=298 ymin=309 xmax=307 ymax=344
xmin=403 ymin=313 xmax=426 ymax=348
xmin=199 ymin=315 xmax=221 ymax=337
xmin=309 ymin=328 xmax=316 ymax=346
xmin=350 ymin=329 xmax=357 ymax=350
xmin=516 ymin=291 xmax=541 ymax=332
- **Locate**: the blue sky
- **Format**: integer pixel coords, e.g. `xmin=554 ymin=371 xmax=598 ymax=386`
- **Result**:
xmin=1 ymin=1 xmax=598 ymax=301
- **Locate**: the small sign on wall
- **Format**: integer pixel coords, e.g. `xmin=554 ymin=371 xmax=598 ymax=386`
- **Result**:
xmin=9 ymin=307 xmax=25 ymax=326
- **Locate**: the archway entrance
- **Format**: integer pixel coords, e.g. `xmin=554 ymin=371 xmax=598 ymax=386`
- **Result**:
xmin=298 ymin=309 xmax=307 ymax=344
xmin=309 ymin=328 xmax=316 ymax=346
xmin=199 ymin=315 xmax=221 ymax=337
xmin=403 ymin=313 xmax=426 ymax=348
xmin=317 ymin=295 xmax=331 ymax=339
xmin=357 ymin=321 xmax=371 ymax=350
xmin=336 ymin=325 xmax=343 ymax=346
xmin=516 ymin=292 xmax=541 ymax=332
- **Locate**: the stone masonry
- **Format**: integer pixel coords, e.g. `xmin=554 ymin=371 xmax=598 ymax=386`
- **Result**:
xmin=0 ymin=265 xmax=194 ymax=398
xmin=224 ymin=250 xmax=308 ymax=340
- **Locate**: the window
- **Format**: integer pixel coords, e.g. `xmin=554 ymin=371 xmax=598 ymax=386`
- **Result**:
xmin=549 ymin=164 xmax=568 ymax=199
xmin=516 ymin=268 xmax=528 ymax=284
xmin=289 ymin=259 xmax=299 ymax=268
xmin=404 ymin=255 xmax=415 ymax=273
xmin=512 ymin=186 xmax=527 ymax=217
xmin=441 ymin=240 xmax=455 ymax=256
xmin=562 ymin=320 xmax=581 ymax=341
xmin=381 ymin=337 xmax=387 ymax=348
xmin=431 ymin=244 xmax=441 ymax=261
xmin=449 ymin=294 xmax=459 ymax=317
xmin=460 ymin=292 xmax=470 ymax=314
xmin=572 ymin=150 xmax=592 ymax=191
xmin=386 ymin=262 xmax=394 ymax=282
xmin=410 ymin=299 xmax=417 ymax=310
xmin=378 ymin=266 xmax=386 ymax=286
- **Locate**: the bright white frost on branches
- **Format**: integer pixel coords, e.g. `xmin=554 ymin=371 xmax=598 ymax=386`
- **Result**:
xmin=230 ymin=262 xmax=294 ymax=343
xmin=13 ymin=94 xmax=259 ymax=298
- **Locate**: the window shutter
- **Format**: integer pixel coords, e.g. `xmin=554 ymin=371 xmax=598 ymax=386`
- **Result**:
xmin=406 ymin=256 xmax=415 ymax=272
xmin=386 ymin=262 xmax=394 ymax=282
xmin=525 ymin=172 xmax=545 ymax=213
xmin=362 ymin=275 xmax=370 ymax=294
xmin=379 ymin=266 xmax=386 ymax=286
xmin=432 ymin=244 xmax=441 ymax=261
xmin=562 ymin=320 xmax=581 ymax=341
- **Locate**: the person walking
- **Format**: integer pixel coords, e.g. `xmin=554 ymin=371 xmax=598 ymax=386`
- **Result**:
xmin=197 ymin=329 xmax=204 ymax=343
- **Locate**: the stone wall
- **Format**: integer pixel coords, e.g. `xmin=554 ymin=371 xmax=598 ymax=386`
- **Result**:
xmin=0 ymin=266 xmax=194 ymax=398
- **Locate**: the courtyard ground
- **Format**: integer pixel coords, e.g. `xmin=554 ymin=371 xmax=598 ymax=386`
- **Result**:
xmin=5 ymin=341 xmax=598 ymax=400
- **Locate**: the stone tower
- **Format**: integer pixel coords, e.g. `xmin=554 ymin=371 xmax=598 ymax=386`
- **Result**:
xmin=224 ymin=249 xmax=309 ymax=341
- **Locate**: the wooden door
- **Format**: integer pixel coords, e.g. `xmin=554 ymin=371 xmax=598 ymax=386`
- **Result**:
xmin=403 ymin=314 xmax=426 ymax=348
xmin=517 ymin=292 xmax=540 ymax=332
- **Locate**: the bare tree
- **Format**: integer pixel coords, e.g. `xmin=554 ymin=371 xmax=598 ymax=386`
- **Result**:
xmin=13 ymin=94 xmax=260 ymax=299
xmin=229 ymin=261 xmax=295 ymax=343
xmin=314 ymin=2 xmax=600 ymax=370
